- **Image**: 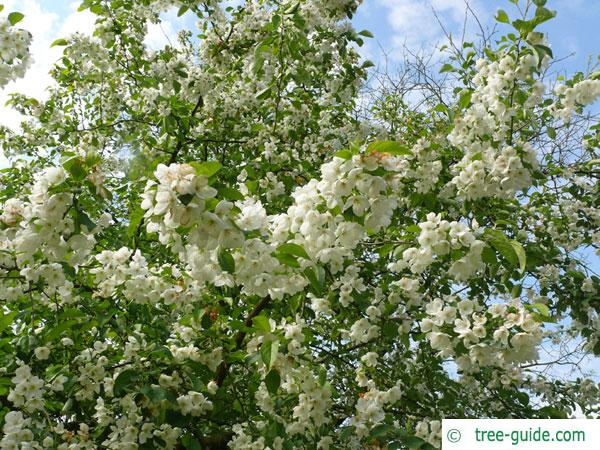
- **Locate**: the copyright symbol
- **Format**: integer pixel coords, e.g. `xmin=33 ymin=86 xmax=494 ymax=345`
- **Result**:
xmin=447 ymin=428 xmax=461 ymax=443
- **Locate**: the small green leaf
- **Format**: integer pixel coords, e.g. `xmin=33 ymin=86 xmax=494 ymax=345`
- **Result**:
xmin=367 ymin=141 xmax=412 ymax=156
xmin=218 ymin=248 xmax=235 ymax=274
xmin=127 ymin=207 xmax=145 ymax=238
xmin=433 ymin=103 xmax=448 ymax=114
xmin=189 ymin=161 xmax=222 ymax=178
xmin=255 ymin=87 xmax=271 ymax=100
xmin=304 ymin=265 xmax=326 ymax=296
xmin=181 ymin=433 xmax=202 ymax=450
xmin=178 ymin=193 xmax=195 ymax=206
xmin=532 ymin=44 xmax=553 ymax=62
xmin=510 ymin=240 xmax=527 ymax=274
xmin=358 ymin=29 xmax=374 ymax=38
xmin=113 ymin=369 xmax=139 ymax=397
xmin=458 ymin=90 xmax=473 ymax=109
xmin=62 ymin=156 xmax=86 ymax=180
xmin=76 ymin=209 xmax=96 ymax=231
xmin=533 ymin=6 xmax=556 ymax=25
xmin=252 ymin=316 xmax=271 ymax=332
xmin=334 ymin=149 xmax=354 ymax=160
xmin=440 ymin=63 xmax=454 ymax=73
xmin=495 ymin=9 xmax=510 ymax=23
xmin=481 ymin=245 xmax=498 ymax=265
xmin=44 ymin=320 xmax=77 ymax=342
xmin=511 ymin=283 xmax=522 ymax=298
xmin=260 ymin=339 xmax=279 ymax=369
xmin=276 ymin=243 xmax=310 ymax=260
xmin=362 ymin=60 xmax=375 ymax=69
xmin=530 ymin=302 xmax=550 ymax=317
xmin=177 ymin=5 xmax=189 ymax=17
xmin=0 ymin=311 xmax=17 ymax=333
xmin=51 ymin=38 xmax=68 ymax=47
xmin=218 ymin=187 xmax=244 ymax=201
xmin=8 ymin=12 xmax=24 ymax=26
xmin=264 ymin=369 xmax=280 ymax=395
xmin=484 ymin=229 xmax=521 ymax=271
xmin=273 ymin=252 xmax=300 ymax=268
xmin=371 ymin=424 xmax=395 ymax=438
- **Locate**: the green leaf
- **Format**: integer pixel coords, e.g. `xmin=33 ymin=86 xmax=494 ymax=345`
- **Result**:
xmin=458 ymin=90 xmax=473 ymax=109
xmin=371 ymin=424 xmax=395 ymax=438
xmin=255 ymin=87 xmax=271 ymax=100
xmin=113 ymin=369 xmax=139 ymax=397
xmin=8 ymin=12 xmax=24 ymax=26
xmin=530 ymin=303 xmax=550 ymax=317
xmin=367 ymin=141 xmax=412 ymax=156
xmin=127 ymin=207 xmax=145 ymax=238
xmin=334 ymin=149 xmax=354 ymax=160
xmin=440 ymin=63 xmax=454 ymax=73
xmin=51 ymin=38 xmax=69 ymax=47
xmin=252 ymin=316 xmax=271 ymax=332
xmin=511 ymin=283 xmax=522 ymax=298
xmin=218 ymin=248 xmax=235 ymax=274
xmin=512 ymin=19 xmax=535 ymax=36
xmin=264 ymin=369 xmax=281 ymax=395
xmin=189 ymin=161 xmax=222 ymax=178
xmin=141 ymin=385 xmax=172 ymax=403
xmin=404 ymin=436 xmax=427 ymax=449
xmin=178 ymin=193 xmax=195 ymax=206
xmin=177 ymin=5 xmax=189 ymax=17
xmin=533 ymin=6 xmax=556 ymax=25
xmin=358 ymin=29 xmax=374 ymax=38
xmin=181 ymin=433 xmax=202 ymax=450
xmin=510 ymin=240 xmax=527 ymax=274
xmin=304 ymin=265 xmax=326 ymax=296
xmin=495 ymin=9 xmax=509 ymax=24
xmin=44 ymin=320 xmax=77 ymax=342
xmin=362 ymin=60 xmax=375 ymax=69
xmin=62 ymin=156 xmax=87 ymax=180
xmin=260 ymin=339 xmax=279 ymax=369
xmin=0 ymin=311 xmax=17 ymax=333
xmin=484 ymin=229 xmax=525 ymax=273
xmin=433 ymin=103 xmax=448 ymax=114
xmin=532 ymin=44 xmax=553 ymax=62
xmin=218 ymin=187 xmax=244 ymax=201
xmin=537 ymin=406 xmax=567 ymax=418
xmin=276 ymin=243 xmax=310 ymax=260
xmin=273 ymin=252 xmax=300 ymax=268
xmin=76 ymin=209 xmax=96 ymax=231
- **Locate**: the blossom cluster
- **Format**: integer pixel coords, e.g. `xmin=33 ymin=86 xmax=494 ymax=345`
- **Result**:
xmin=447 ymin=53 xmax=542 ymax=199
xmin=391 ymin=212 xmax=485 ymax=281
xmin=422 ymin=296 xmax=542 ymax=376
xmin=0 ymin=13 xmax=31 ymax=87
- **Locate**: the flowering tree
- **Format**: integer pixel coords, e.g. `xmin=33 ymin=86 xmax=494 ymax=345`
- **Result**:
xmin=0 ymin=0 xmax=599 ymax=449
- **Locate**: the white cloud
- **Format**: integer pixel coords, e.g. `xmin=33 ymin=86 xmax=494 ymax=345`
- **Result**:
xmin=145 ymin=6 xmax=196 ymax=50
xmin=376 ymin=0 xmax=489 ymax=59
xmin=0 ymin=0 xmax=95 ymax=131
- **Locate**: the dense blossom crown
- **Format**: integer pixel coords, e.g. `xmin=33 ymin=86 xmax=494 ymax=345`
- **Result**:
xmin=0 ymin=0 xmax=599 ymax=449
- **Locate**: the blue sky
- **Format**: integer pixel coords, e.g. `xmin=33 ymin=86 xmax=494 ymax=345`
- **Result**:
xmin=353 ymin=0 xmax=600 ymax=75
